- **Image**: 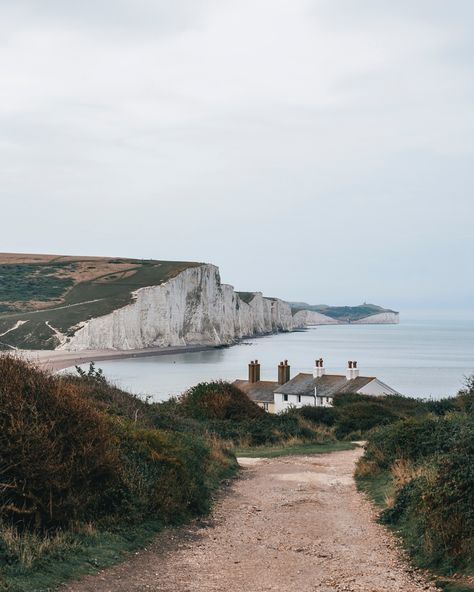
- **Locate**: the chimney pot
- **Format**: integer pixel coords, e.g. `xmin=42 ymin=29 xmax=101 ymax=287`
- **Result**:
xmin=285 ymin=361 xmax=291 ymax=383
xmin=352 ymin=361 xmax=359 ymax=378
xmin=314 ymin=357 xmax=325 ymax=378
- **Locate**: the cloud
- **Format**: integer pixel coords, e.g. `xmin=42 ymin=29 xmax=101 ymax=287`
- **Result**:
xmin=2 ymin=1 xmax=216 ymax=37
xmin=1 ymin=1 xmax=473 ymax=311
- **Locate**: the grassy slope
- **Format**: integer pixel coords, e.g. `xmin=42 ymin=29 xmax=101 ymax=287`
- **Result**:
xmin=290 ymin=302 xmax=398 ymax=321
xmin=0 ymin=361 xmax=239 ymax=592
xmin=236 ymin=291 xmax=256 ymax=304
xmin=0 ymin=255 xmax=201 ymax=350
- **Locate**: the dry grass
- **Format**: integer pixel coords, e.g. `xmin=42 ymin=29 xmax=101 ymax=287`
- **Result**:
xmin=390 ymin=458 xmax=435 ymax=490
xmin=355 ymin=458 xmax=381 ymax=478
xmin=0 ymin=522 xmax=81 ymax=568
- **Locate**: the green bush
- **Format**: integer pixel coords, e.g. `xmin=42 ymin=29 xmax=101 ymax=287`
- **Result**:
xmin=174 ymin=381 xmax=328 ymax=447
xmin=0 ymin=358 xmax=236 ymax=533
xmin=334 ymin=401 xmax=399 ymax=439
xmin=110 ymin=422 xmax=222 ymax=522
xmin=294 ymin=405 xmax=337 ymax=426
xmin=361 ymin=415 xmax=465 ymax=471
xmin=0 ymin=357 xmax=119 ymax=529
xmin=378 ymin=417 xmax=474 ymax=570
xmin=357 ymin=380 xmax=474 ymax=574
xmin=179 ymin=381 xmax=264 ymax=421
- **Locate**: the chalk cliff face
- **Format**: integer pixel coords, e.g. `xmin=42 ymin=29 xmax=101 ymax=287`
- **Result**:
xmin=61 ymin=264 xmax=295 ymax=351
xmin=58 ymin=264 xmax=399 ymax=351
xmin=292 ymin=310 xmax=339 ymax=326
xmin=353 ymin=312 xmax=400 ymax=324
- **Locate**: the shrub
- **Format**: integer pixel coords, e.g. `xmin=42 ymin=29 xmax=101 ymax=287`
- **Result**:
xmin=179 ymin=381 xmax=264 ymax=421
xmin=379 ymin=422 xmax=474 ymax=570
xmin=358 ymin=406 xmax=474 ymax=572
xmin=294 ymin=405 xmax=338 ymax=426
xmin=110 ymin=423 xmax=224 ymax=522
xmin=455 ymin=374 xmax=474 ymax=413
xmin=0 ymin=357 xmax=119 ymax=529
xmin=0 ymin=358 xmax=237 ymax=533
xmin=361 ymin=415 xmax=465 ymax=471
xmin=334 ymin=401 xmax=399 ymax=439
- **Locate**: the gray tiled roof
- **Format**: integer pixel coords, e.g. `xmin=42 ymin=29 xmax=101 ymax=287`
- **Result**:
xmin=233 ymin=380 xmax=278 ymax=403
xmin=274 ymin=373 xmax=316 ymax=396
xmin=336 ymin=376 xmax=377 ymax=394
xmin=274 ymin=373 xmax=376 ymax=398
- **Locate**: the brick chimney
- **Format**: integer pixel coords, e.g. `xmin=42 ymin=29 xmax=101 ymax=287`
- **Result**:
xmin=313 ymin=357 xmax=325 ymax=378
xmin=249 ymin=360 xmax=260 ymax=383
xmin=254 ymin=359 xmax=261 ymax=381
xmin=278 ymin=360 xmax=291 ymax=385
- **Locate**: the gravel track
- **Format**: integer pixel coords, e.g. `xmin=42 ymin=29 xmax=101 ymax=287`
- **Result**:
xmin=63 ymin=448 xmax=440 ymax=592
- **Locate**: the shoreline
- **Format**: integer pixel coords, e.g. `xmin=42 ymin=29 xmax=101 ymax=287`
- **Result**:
xmin=13 ymin=329 xmax=304 ymax=373
xmin=17 ymin=344 xmax=221 ymax=373
xmin=11 ymin=319 xmax=401 ymax=375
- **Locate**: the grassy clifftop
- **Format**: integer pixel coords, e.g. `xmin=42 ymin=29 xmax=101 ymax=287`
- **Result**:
xmin=0 ymin=253 xmax=201 ymax=350
xmin=290 ymin=302 xmax=398 ymax=322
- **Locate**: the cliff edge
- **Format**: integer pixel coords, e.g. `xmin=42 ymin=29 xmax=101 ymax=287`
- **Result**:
xmin=0 ymin=254 xmax=399 ymax=351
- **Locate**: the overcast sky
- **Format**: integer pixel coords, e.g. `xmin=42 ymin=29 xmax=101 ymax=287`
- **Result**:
xmin=1 ymin=1 xmax=473 ymax=316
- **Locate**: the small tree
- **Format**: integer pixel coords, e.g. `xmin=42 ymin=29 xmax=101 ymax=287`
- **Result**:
xmin=75 ymin=361 xmax=106 ymax=384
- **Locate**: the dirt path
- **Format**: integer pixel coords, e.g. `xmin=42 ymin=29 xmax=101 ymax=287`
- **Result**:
xmin=63 ymin=449 xmax=440 ymax=592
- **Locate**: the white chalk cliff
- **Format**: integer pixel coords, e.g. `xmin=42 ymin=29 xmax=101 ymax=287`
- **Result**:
xmin=59 ymin=264 xmax=399 ymax=351
xmin=292 ymin=310 xmax=339 ymax=326
xmin=61 ymin=264 xmax=295 ymax=351
xmin=352 ymin=312 xmax=400 ymax=324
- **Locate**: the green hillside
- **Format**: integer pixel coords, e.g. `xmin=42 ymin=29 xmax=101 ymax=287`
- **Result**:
xmin=290 ymin=302 xmax=398 ymax=322
xmin=0 ymin=254 xmax=200 ymax=350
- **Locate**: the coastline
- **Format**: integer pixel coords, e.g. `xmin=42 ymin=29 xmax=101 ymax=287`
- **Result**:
xmin=17 ymin=344 xmax=220 ymax=373
xmin=12 ymin=319 xmax=400 ymax=374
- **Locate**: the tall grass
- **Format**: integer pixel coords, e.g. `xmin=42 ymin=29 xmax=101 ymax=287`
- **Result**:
xmin=355 ymin=377 xmax=474 ymax=576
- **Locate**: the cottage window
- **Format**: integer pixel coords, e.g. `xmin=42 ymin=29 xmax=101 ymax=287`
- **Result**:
xmin=297 ymin=395 xmax=301 ymax=403
xmin=283 ymin=394 xmax=288 ymax=402
xmin=263 ymin=402 xmax=269 ymax=411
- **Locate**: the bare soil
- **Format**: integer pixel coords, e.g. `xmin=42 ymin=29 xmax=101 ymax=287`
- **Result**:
xmin=63 ymin=449 xmax=441 ymax=592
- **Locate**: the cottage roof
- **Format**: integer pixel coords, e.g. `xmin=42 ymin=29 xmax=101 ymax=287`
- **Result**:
xmin=233 ymin=379 xmax=278 ymax=403
xmin=274 ymin=373 xmax=376 ymax=398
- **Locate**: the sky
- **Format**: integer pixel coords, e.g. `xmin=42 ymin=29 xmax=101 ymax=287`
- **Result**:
xmin=1 ymin=1 xmax=473 ymax=316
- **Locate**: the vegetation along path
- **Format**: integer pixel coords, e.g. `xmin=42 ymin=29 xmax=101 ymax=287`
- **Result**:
xmin=64 ymin=449 xmax=440 ymax=592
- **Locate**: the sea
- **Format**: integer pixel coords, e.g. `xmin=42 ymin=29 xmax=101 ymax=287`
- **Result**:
xmin=75 ymin=319 xmax=474 ymax=402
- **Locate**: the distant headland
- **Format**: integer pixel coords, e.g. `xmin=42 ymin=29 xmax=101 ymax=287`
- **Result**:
xmin=290 ymin=302 xmax=399 ymax=325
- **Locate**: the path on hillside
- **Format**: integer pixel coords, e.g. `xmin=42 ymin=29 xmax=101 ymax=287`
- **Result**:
xmin=63 ymin=449 xmax=440 ymax=592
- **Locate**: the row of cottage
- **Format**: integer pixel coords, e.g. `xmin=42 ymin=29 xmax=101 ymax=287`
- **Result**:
xmin=233 ymin=358 xmax=399 ymax=413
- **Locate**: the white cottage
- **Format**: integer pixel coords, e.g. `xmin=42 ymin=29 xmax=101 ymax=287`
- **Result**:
xmin=234 ymin=359 xmax=400 ymax=413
